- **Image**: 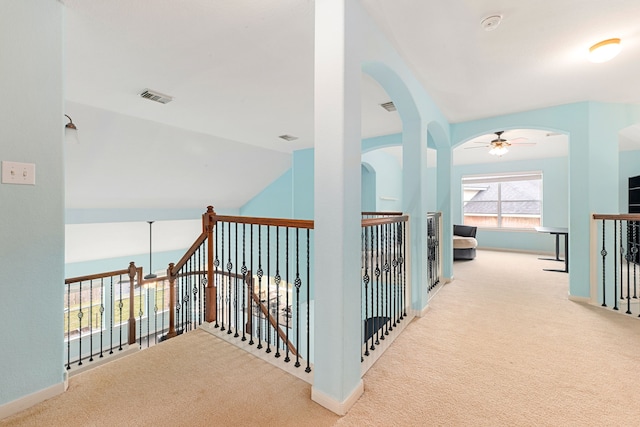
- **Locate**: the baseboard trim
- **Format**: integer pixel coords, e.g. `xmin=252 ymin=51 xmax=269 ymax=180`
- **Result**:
xmin=311 ymin=380 xmax=364 ymax=416
xmin=568 ymin=294 xmax=591 ymax=304
xmin=0 ymin=381 xmax=65 ymax=420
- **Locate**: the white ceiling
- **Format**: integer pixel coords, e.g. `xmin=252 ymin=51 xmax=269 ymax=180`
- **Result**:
xmin=61 ymin=0 xmax=640 ymax=210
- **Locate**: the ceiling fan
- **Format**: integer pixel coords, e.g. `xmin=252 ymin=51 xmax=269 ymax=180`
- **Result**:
xmin=466 ymin=131 xmax=534 ymax=156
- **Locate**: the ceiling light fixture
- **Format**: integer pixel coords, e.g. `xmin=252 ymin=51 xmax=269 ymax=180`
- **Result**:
xmin=64 ymin=114 xmax=79 ymax=144
xmin=588 ymin=38 xmax=621 ymax=63
xmin=489 ymin=146 xmax=508 ymax=156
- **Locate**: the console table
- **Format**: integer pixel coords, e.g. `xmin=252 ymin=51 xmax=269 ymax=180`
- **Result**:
xmin=535 ymin=226 xmax=569 ymax=273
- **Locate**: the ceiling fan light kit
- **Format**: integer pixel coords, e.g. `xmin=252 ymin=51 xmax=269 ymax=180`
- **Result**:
xmin=588 ymin=38 xmax=621 ymax=63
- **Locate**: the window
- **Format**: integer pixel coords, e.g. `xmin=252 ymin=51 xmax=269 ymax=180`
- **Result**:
xmin=462 ymin=172 xmax=542 ymax=229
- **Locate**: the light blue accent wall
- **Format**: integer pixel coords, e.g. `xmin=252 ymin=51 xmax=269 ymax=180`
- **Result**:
xmin=65 ymin=249 xmax=187 ymax=279
xmin=452 ymin=156 xmax=568 ymax=252
xmin=66 ymin=208 xmax=209 ymax=224
xmin=0 ymin=1 xmax=65 ymax=406
xmin=240 ymin=169 xmax=293 ymax=218
xmin=361 ymin=149 xmax=402 ymax=211
xmin=293 ymin=149 xmax=315 ymax=220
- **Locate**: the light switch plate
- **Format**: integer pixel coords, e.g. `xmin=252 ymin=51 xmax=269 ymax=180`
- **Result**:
xmin=1 ymin=161 xmax=36 ymax=185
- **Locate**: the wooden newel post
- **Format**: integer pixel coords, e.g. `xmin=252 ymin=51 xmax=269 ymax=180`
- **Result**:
xmin=204 ymin=205 xmax=217 ymax=324
xmin=127 ymin=262 xmax=137 ymax=345
xmin=166 ymin=262 xmax=178 ymax=339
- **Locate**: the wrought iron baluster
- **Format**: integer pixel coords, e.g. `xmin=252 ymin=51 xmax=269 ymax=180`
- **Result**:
xmin=118 ymin=275 xmax=123 ymax=351
xmin=65 ymin=281 xmax=71 ymax=370
xmin=153 ymin=280 xmax=158 ymax=345
xmin=619 ymin=221 xmax=624 ymax=310
xmin=363 ymin=225 xmax=370 ymax=359
xmin=266 ymin=226 xmax=271 ymax=353
xmin=634 ymin=221 xmax=639 ymax=301
xmin=305 ymin=229 xmax=311 ymax=373
xmin=285 ymin=226 xmax=290 ymax=362
xmin=257 ymin=226 xmax=263 ymax=349
xmin=241 ymin=223 xmax=247 ymax=342
xmin=626 ymin=221 xmax=632 ymax=314
xmin=601 ymin=219 xmax=608 ymax=307
xmin=614 ymin=220 xmax=619 ymax=311
xmin=89 ymin=278 xmax=94 ymax=361
xmin=392 ymin=222 xmax=398 ymax=328
xmin=227 ymin=221 xmax=233 ymax=335
xmin=99 ymin=277 xmax=105 ymax=358
xmin=373 ymin=225 xmax=380 ymax=349
xmin=109 ymin=277 xmax=114 ymax=355
xmin=294 ymin=228 xmax=301 ymax=368
xmin=214 ymin=222 xmax=220 ymax=328
xmin=139 ymin=273 xmax=144 ymax=347
xmin=383 ymin=223 xmax=390 ymax=338
xmin=275 ymin=227 xmax=281 ymax=357
xmin=249 ymin=224 xmax=254 ymax=346
xmin=234 ymin=222 xmax=239 ymax=338
xmin=77 ymin=280 xmax=83 ymax=366
xmin=220 ymin=222 xmax=226 ymax=331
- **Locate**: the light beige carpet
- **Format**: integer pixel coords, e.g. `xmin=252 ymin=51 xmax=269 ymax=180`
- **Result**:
xmin=5 ymin=249 xmax=640 ymax=426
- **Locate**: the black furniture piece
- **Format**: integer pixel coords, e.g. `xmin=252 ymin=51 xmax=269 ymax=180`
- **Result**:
xmin=536 ymin=226 xmax=569 ymax=273
xmin=453 ymin=224 xmax=477 ymax=260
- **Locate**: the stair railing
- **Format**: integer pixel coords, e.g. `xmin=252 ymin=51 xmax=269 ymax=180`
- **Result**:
xmin=591 ymin=214 xmax=640 ymax=315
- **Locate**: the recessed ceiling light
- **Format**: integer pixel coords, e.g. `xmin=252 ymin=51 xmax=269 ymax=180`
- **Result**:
xmin=380 ymin=102 xmax=397 ymax=112
xmin=279 ymin=134 xmax=298 ymax=142
xmin=588 ymin=38 xmax=621 ymax=63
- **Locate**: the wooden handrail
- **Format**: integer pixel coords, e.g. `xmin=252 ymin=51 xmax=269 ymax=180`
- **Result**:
xmin=593 ymin=214 xmax=640 ymax=221
xmin=211 ymin=214 xmax=314 ymax=230
xmin=362 ymin=211 xmax=403 ymax=216
xmin=362 ymin=215 xmax=409 ymax=227
xmin=65 ymin=266 xmax=134 ymax=285
xmin=170 ymin=231 xmax=208 ymax=277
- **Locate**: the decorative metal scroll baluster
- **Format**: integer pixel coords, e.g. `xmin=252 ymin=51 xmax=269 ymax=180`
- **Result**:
xmin=109 ymin=277 xmax=115 ymax=354
xmin=257 ymin=226 xmax=263 ymax=350
xmin=373 ymin=225 xmax=380 ymax=350
xmin=284 ymin=227 xmax=290 ymax=362
xmin=214 ymin=223 xmax=220 ymax=328
xmin=234 ymin=223 xmax=239 ymax=338
xmin=89 ymin=279 xmax=94 ymax=362
xmin=402 ymin=221 xmax=407 ymax=317
xmin=153 ymin=280 xmax=158 ymax=345
xmin=392 ymin=222 xmax=398 ymax=329
xmin=619 ymin=221 xmax=624 ymax=310
xmin=305 ymin=229 xmax=311 ymax=373
xmin=266 ymin=226 xmax=272 ymax=353
xmin=294 ymin=229 xmax=301 ymax=368
xmin=99 ymin=278 xmax=105 ymax=358
xmin=614 ymin=220 xmax=619 ymax=311
xmin=626 ymin=222 xmax=632 ymax=314
xmin=241 ymin=224 xmax=247 ymax=342
xmin=383 ymin=223 xmax=390 ymax=337
xmin=633 ymin=221 xmax=639 ymax=300
xmin=275 ymin=227 xmax=281 ymax=358
xmin=118 ymin=276 xmax=123 ymax=351
xmin=601 ymin=219 xmax=607 ymax=307
xmin=227 ymin=221 xmax=233 ymax=336
xmin=66 ymin=281 xmax=71 ymax=370
xmin=249 ymin=224 xmax=254 ymax=346
xmin=363 ymin=226 xmax=370 ymax=359
xmin=220 ymin=223 xmax=225 ymax=332
xmin=77 ymin=280 xmax=83 ymax=366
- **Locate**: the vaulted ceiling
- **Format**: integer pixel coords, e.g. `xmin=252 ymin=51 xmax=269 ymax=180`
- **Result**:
xmin=61 ymin=0 xmax=640 ymax=210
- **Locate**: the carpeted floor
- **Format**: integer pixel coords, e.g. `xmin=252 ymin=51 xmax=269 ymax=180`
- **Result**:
xmin=4 ymin=249 xmax=640 ymax=426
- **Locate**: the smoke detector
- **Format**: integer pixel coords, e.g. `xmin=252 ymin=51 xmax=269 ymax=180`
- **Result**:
xmin=140 ymin=89 xmax=173 ymax=104
xmin=480 ymin=15 xmax=502 ymax=31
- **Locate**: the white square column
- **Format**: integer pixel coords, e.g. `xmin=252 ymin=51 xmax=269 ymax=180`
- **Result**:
xmin=311 ymin=0 xmax=364 ymax=415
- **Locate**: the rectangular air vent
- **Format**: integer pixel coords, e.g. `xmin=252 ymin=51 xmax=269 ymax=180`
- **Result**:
xmin=140 ymin=89 xmax=173 ymax=104
xmin=380 ymin=101 xmax=397 ymax=112
xmin=279 ymin=134 xmax=298 ymax=142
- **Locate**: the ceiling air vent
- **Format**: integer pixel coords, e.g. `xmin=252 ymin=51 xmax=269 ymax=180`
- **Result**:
xmin=279 ymin=134 xmax=298 ymax=142
xmin=380 ymin=101 xmax=397 ymax=112
xmin=140 ymin=89 xmax=173 ymax=104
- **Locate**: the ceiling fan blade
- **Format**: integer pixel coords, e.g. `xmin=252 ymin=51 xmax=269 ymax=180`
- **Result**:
xmin=464 ymin=145 xmax=489 ymax=150
xmin=511 ymin=142 xmax=536 ymax=146
xmin=507 ymin=137 xmax=528 ymax=144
